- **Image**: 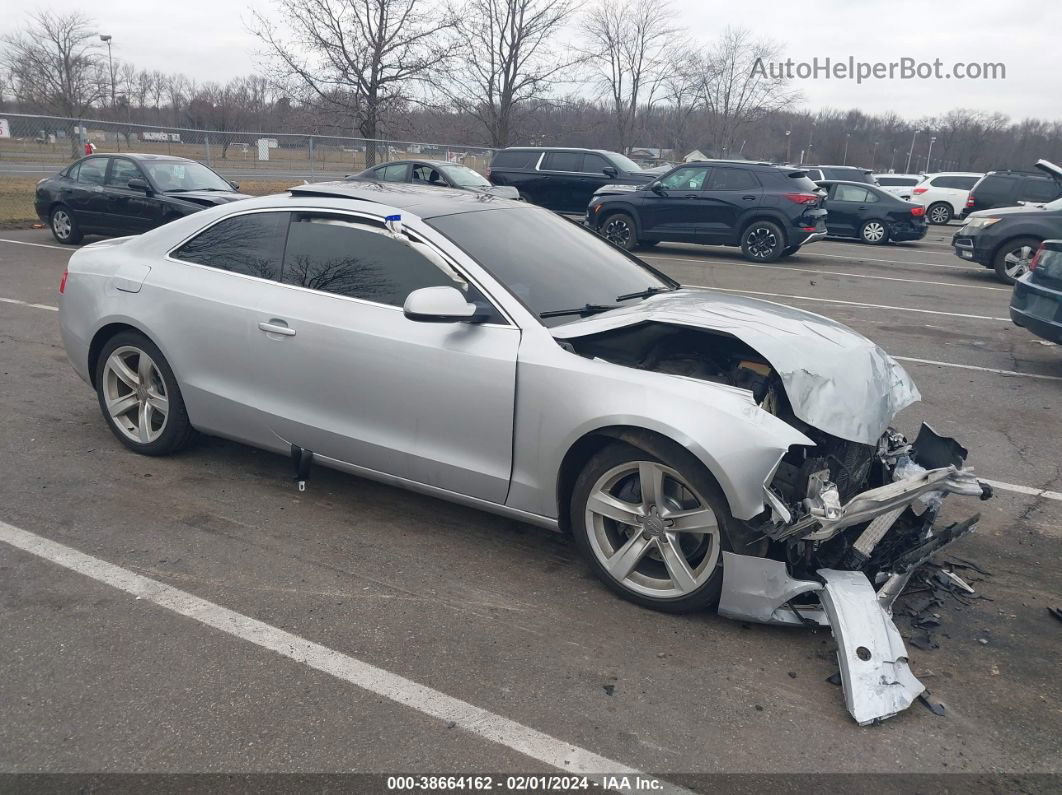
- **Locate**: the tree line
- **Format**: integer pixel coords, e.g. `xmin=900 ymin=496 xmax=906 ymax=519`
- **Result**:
xmin=2 ymin=3 xmax=1061 ymax=172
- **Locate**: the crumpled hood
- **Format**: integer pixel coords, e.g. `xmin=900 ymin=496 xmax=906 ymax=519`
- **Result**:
xmin=551 ymin=288 xmax=920 ymax=445
xmin=165 ymin=190 xmax=252 ymax=206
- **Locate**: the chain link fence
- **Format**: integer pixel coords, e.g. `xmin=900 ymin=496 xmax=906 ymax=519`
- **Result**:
xmin=0 ymin=113 xmax=495 ymax=177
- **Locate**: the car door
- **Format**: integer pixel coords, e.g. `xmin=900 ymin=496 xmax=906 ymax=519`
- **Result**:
xmin=577 ymin=153 xmax=617 ymax=209
xmin=62 ymin=156 xmax=110 ymax=230
xmin=638 ymin=165 xmax=711 ymax=239
xmin=155 ymin=210 xmax=291 ymax=449
xmin=538 ymin=151 xmax=583 ymax=211
xmin=698 ymin=167 xmax=763 ymax=242
xmin=825 ymin=183 xmax=871 ymax=236
xmin=102 ymin=157 xmax=158 ymax=234
xmin=246 ymin=211 xmax=520 ymax=502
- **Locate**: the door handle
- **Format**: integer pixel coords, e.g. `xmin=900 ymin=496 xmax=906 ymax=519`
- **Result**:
xmin=741 ymin=195 xmax=756 ymax=200
xmin=258 ymin=321 xmax=296 ymax=337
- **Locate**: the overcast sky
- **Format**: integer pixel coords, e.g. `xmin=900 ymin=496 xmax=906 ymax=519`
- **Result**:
xmin=3 ymin=0 xmax=1058 ymax=120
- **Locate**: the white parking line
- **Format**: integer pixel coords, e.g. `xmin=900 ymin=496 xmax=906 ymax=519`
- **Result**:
xmin=0 ymin=520 xmax=677 ymax=785
xmin=646 ymin=254 xmax=1005 ymax=292
xmin=0 ymin=296 xmax=58 ymax=311
xmin=980 ymin=479 xmax=1062 ymax=503
xmin=0 ymin=238 xmax=75 ymax=252
xmin=688 ymin=285 xmax=1010 ymax=322
xmin=814 ymin=251 xmax=971 ymax=270
xmin=893 ymin=356 xmax=1062 ymax=383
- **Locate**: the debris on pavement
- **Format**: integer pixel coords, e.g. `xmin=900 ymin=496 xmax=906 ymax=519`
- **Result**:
xmin=918 ymin=691 xmax=947 ymax=717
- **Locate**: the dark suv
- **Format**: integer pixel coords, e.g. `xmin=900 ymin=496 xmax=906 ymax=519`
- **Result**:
xmin=487 ymin=147 xmax=652 ymax=212
xmin=963 ymin=161 xmax=1062 ymax=217
xmin=585 ymin=160 xmax=828 ymax=262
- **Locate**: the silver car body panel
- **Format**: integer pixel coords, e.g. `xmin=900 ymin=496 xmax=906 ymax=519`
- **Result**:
xmin=717 ymin=552 xmax=827 ymax=627
xmin=551 ymin=289 xmax=921 ymax=445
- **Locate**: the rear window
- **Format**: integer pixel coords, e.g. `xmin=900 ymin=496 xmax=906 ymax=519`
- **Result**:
xmin=707 ymin=168 xmax=758 ymax=190
xmin=173 ymin=212 xmax=289 ymax=280
xmin=932 ymin=175 xmax=979 ymax=190
xmin=1020 ymin=179 xmax=1061 ymax=203
xmin=785 ymin=172 xmax=820 ymax=192
xmin=491 ymin=150 xmax=538 ymax=169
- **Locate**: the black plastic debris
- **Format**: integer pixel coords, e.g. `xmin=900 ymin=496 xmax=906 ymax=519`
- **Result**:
xmin=1048 ymin=607 xmax=1062 ymax=624
xmin=826 ymin=672 xmax=842 ymax=686
xmin=918 ymin=691 xmax=946 ymax=717
xmin=602 ymin=684 xmax=615 ymax=696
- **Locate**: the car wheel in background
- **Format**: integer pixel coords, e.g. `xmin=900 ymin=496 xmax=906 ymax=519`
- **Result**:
xmin=927 ymin=202 xmax=953 ymax=225
xmin=50 ymin=205 xmax=83 ymax=244
xmin=859 ymin=219 xmax=889 ymax=245
xmin=95 ymin=331 xmax=195 ymax=456
xmin=570 ymin=442 xmax=737 ymax=613
xmin=601 ymin=213 xmax=639 ymax=251
xmin=992 ymin=237 xmax=1041 ymax=284
xmin=740 ymin=220 xmax=785 ymax=262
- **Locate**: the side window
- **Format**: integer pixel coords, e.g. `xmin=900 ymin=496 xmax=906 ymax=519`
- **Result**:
xmin=377 ymin=163 xmax=409 ymax=182
xmin=1020 ymin=179 xmax=1059 ymax=202
xmin=582 ymin=153 xmax=611 ymax=174
xmin=491 ymin=150 xmax=538 ymax=169
xmin=706 ymin=168 xmax=758 ymax=190
xmin=77 ymin=158 xmax=108 ymax=186
xmin=835 ymin=184 xmax=870 ymax=202
xmin=107 ymin=158 xmax=142 ymax=187
xmin=281 ymin=214 xmax=464 ymax=307
xmin=412 ymin=164 xmax=446 ymax=185
xmin=805 ymin=169 xmax=823 ymax=181
xmin=953 ymin=176 xmax=979 ymax=190
xmin=172 ymin=212 xmax=289 ymax=280
xmin=541 ymin=152 xmax=583 ymax=172
xmin=66 ymin=162 xmax=82 ymax=181
xmin=659 ymin=167 xmax=710 ymax=190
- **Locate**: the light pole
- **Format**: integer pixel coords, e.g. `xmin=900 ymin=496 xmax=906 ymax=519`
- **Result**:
xmin=784 ymin=130 xmax=791 ymax=163
xmin=100 ymin=34 xmax=116 ymax=151
xmin=807 ymin=121 xmax=815 ymax=164
xmin=905 ymin=128 xmax=921 ymax=173
xmin=842 ymin=132 xmax=851 ymax=165
xmin=926 ymin=135 xmax=937 ymax=172
xmin=872 ymin=140 xmax=880 ymax=169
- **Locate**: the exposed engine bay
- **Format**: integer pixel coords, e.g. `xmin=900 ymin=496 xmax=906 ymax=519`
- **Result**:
xmin=566 ymin=320 xmax=993 ymax=724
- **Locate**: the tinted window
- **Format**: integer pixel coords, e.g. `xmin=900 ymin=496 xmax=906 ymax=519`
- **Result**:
xmin=582 ymin=153 xmax=612 ymax=174
xmin=541 ymin=152 xmax=582 ymax=172
xmin=707 ymin=168 xmax=758 ymax=190
xmin=977 ymin=175 xmax=1017 ymax=198
xmin=65 ymin=162 xmax=81 ymax=181
xmin=877 ymin=176 xmax=919 ymax=187
xmin=173 ymin=212 xmax=289 ymax=280
xmin=428 ymin=208 xmax=674 ymax=328
xmin=805 ymin=169 xmax=823 ymax=181
xmin=786 ymin=172 xmax=820 ymax=192
xmin=931 ymin=175 xmax=978 ymax=190
xmin=107 ymin=158 xmax=142 ymax=187
xmin=660 ymin=166 xmax=710 ymax=190
xmin=77 ymin=158 xmax=108 ymax=186
xmin=281 ymin=214 xmax=459 ymax=306
xmin=376 ymin=164 xmax=409 ymax=182
xmin=834 ymin=184 xmax=871 ymax=202
xmin=491 ymin=150 xmax=538 ymax=169
xmin=1020 ymin=179 xmax=1060 ymax=202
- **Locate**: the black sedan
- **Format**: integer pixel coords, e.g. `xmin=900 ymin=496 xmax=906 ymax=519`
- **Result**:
xmin=1010 ymin=239 xmax=1062 ymax=343
xmin=952 ymin=197 xmax=1062 ymax=284
xmin=818 ymin=180 xmax=928 ymax=244
xmin=350 ymin=159 xmax=519 ymax=199
xmin=35 ymin=153 xmax=250 ymax=244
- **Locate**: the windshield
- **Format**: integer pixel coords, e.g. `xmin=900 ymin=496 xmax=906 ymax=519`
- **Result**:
xmin=428 ymin=207 xmax=676 ymax=326
xmin=604 ymin=152 xmax=642 ymax=173
xmin=142 ymin=160 xmax=233 ymax=192
xmin=440 ymin=164 xmax=491 ymax=188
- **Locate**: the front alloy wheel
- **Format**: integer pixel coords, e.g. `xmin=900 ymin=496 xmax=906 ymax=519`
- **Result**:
xmin=50 ymin=206 xmax=82 ymax=244
xmin=993 ymin=237 xmax=1040 ymax=284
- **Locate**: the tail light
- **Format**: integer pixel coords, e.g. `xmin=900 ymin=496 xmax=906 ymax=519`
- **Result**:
xmin=1029 ymin=243 xmax=1045 ymax=271
xmin=911 ymin=206 xmax=925 ymax=217
xmin=966 ymin=195 xmax=976 ymax=207
xmin=59 ymin=268 xmax=68 ymax=294
xmin=783 ymin=192 xmax=819 ymax=205
xmin=912 ymin=186 xmax=928 ymax=195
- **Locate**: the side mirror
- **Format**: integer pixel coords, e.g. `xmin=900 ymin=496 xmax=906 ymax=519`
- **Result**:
xmin=229 ymin=180 xmax=240 ymax=190
xmin=127 ymin=177 xmax=150 ymax=192
xmin=650 ymin=181 xmax=667 ymax=196
xmin=403 ymin=286 xmax=483 ymax=323
xmin=602 ymin=166 xmax=618 ymax=178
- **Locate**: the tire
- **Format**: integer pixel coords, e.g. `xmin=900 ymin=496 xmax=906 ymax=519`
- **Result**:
xmin=94 ymin=330 xmax=195 ymax=456
xmin=570 ymin=442 xmax=739 ymax=613
xmin=992 ymin=236 xmax=1041 ymax=284
xmin=740 ymin=220 xmax=785 ymax=262
xmin=600 ymin=212 xmax=638 ymax=251
xmin=926 ymin=202 xmax=952 ymax=225
xmin=50 ymin=205 xmax=83 ymax=244
xmin=859 ymin=219 xmax=889 ymax=245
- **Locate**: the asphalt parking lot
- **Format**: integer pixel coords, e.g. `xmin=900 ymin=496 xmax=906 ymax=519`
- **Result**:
xmin=1 ymin=222 xmax=1060 ymax=782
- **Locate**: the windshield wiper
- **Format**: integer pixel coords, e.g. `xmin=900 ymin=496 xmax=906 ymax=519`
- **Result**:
xmin=539 ymin=303 xmax=618 ymax=319
xmin=615 ymin=286 xmax=675 ymax=302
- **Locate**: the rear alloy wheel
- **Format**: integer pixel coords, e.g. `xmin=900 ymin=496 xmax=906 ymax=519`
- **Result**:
xmin=740 ymin=220 xmax=786 ymax=262
xmin=50 ymin=205 xmax=83 ymax=244
xmin=601 ymin=213 xmax=638 ymax=251
xmin=95 ymin=331 xmax=195 ymax=455
xmin=927 ymin=202 xmax=953 ymax=225
xmin=859 ymin=219 xmax=889 ymax=245
xmin=571 ymin=443 xmax=735 ymax=612
xmin=992 ymin=237 xmax=1041 ymax=284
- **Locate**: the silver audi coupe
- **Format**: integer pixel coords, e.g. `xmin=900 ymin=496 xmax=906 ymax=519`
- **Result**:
xmin=58 ymin=182 xmax=991 ymax=721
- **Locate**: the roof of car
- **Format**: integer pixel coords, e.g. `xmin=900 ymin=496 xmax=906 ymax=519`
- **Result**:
xmin=685 ymin=159 xmax=791 ymax=170
xmin=365 ymin=159 xmax=464 ymax=169
xmin=498 ymin=147 xmax=624 ymax=155
xmin=288 ymin=180 xmax=524 ymax=218
xmin=95 ymin=153 xmax=192 ymax=162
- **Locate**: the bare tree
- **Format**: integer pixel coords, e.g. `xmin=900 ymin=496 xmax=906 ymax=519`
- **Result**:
xmin=1 ymin=11 xmax=106 ymax=153
xmin=253 ymin=0 xmax=458 ymax=165
xmin=579 ymin=0 xmax=676 ymax=154
xmin=446 ymin=0 xmax=580 ymax=148
xmin=166 ymin=74 xmax=190 ymax=125
xmin=700 ymin=27 xmax=798 ymax=158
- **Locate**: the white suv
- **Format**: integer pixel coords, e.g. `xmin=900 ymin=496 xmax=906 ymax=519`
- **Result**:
xmin=911 ymin=172 xmax=983 ymax=225
xmin=873 ymin=173 xmax=923 ymax=200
